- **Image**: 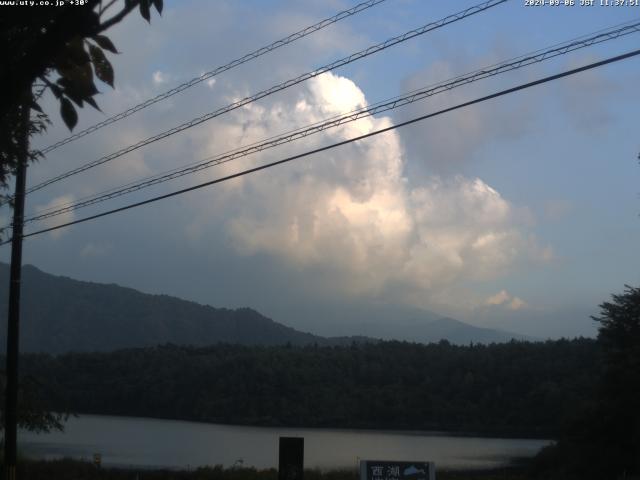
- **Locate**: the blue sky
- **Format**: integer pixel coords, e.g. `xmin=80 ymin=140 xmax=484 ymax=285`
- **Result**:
xmin=2 ymin=0 xmax=639 ymax=338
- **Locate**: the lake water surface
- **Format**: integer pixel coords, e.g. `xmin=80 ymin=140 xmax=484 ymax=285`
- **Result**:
xmin=20 ymin=415 xmax=550 ymax=471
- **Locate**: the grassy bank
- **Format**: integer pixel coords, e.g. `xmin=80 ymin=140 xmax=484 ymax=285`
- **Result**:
xmin=6 ymin=459 xmax=530 ymax=480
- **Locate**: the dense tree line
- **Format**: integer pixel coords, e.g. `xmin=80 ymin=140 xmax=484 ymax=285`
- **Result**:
xmin=17 ymin=338 xmax=597 ymax=437
xmin=531 ymin=286 xmax=640 ymax=479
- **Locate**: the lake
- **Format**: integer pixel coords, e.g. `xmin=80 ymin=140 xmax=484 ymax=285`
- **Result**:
xmin=19 ymin=415 xmax=550 ymax=471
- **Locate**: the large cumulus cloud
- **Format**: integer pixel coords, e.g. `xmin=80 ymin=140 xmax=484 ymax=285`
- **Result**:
xmin=187 ymin=72 xmax=546 ymax=308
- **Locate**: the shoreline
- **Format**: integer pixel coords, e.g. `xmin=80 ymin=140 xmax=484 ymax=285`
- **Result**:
xmin=43 ymin=412 xmax=555 ymax=441
xmin=8 ymin=458 xmax=532 ymax=480
xmin=19 ymin=415 xmax=548 ymax=473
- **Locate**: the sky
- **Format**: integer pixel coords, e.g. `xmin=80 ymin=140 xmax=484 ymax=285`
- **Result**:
xmin=2 ymin=0 xmax=639 ymax=339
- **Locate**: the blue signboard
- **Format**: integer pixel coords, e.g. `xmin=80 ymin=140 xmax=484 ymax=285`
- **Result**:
xmin=360 ymin=460 xmax=435 ymax=480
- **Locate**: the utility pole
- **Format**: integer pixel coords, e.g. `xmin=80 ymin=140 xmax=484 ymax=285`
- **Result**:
xmin=4 ymin=98 xmax=29 ymax=480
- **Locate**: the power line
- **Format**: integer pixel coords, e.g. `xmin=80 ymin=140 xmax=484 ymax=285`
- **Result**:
xmin=6 ymin=47 xmax=638 ymax=245
xmin=39 ymin=0 xmax=390 ymax=155
xmin=21 ymin=20 xmax=640 ymax=225
xmin=23 ymin=0 xmax=508 ymax=197
xmin=27 ymin=19 xmax=640 ymax=220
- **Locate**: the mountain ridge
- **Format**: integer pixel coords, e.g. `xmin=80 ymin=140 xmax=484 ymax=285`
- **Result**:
xmin=0 ymin=262 xmax=525 ymax=353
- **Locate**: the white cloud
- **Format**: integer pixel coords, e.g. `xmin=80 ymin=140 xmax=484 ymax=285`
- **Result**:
xmin=198 ymin=71 xmax=217 ymax=89
xmin=509 ymin=297 xmax=527 ymax=311
xmin=486 ymin=290 xmax=510 ymax=306
xmin=191 ymin=72 xmax=547 ymax=308
xmin=34 ymin=194 xmax=75 ymax=239
xmin=307 ymin=73 xmax=367 ymax=115
xmin=152 ymin=70 xmax=169 ymax=85
xmin=484 ymin=290 xmax=527 ymax=311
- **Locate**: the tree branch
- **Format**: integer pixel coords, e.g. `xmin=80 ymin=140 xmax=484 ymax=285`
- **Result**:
xmin=99 ymin=0 xmax=119 ymax=18
xmin=97 ymin=3 xmax=138 ymax=33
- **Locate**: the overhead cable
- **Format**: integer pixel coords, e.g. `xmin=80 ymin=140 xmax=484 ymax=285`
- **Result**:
xmin=23 ymin=19 xmax=640 ymax=224
xmin=39 ymin=0 xmax=390 ymax=155
xmin=24 ymin=0 xmax=508 ymax=196
xmin=6 ymin=47 xmax=638 ymax=244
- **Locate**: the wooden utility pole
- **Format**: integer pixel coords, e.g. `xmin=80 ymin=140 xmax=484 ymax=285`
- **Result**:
xmin=4 ymin=99 xmax=29 ymax=480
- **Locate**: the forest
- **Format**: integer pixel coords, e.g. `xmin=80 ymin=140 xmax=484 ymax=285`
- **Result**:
xmin=7 ymin=285 xmax=640 ymax=479
xmin=18 ymin=338 xmax=598 ymax=437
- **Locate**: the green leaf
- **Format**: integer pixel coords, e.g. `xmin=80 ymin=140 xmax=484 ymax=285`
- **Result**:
xmin=60 ymin=97 xmax=78 ymax=131
xmin=85 ymin=10 xmax=101 ymax=32
xmin=92 ymin=35 xmax=118 ymax=54
xmin=59 ymin=84 xmax=84 ymax=108
xmin=89 ymin=44 xmax=114 ymax=87
xmin=153 ymin=0 xmax=163 ymax=14
xmin=140 ymin=0 xmax=151 ymax=22
xmin=85 ymin=96 xmax=102 ymax=112
xmin=56 ymin=61 xmax=100 ymax=109
xmin=65 ymin=37 xmax=91 ymax=66
xmin=31 ymin=100 xmax=43 ymax=113
xmin=49 ymin=84 xmax=63 ymax=99
xmin=58 ymin=62 xmax=97 ymax=97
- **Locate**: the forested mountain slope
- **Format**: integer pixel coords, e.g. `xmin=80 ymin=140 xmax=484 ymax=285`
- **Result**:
xmin=0 ymin=263 xmax=524 ymax=353
xmin=0 ymin=264 xmax=333 ymax=352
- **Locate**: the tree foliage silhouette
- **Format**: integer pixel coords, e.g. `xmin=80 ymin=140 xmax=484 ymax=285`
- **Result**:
xmin=0 ymin=0 xmax=162 ymax=433
xmin=0 ymin=0 xmax=163 ymax=200
xmin=590 ymin=285 xmax=640 ymax=477
xmin=533 ymin=286 xmax=640 ymax=479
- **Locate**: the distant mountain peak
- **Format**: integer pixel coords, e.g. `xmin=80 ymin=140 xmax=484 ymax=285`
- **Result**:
xmin=0 ymin=262 xmax=527 ymax=353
